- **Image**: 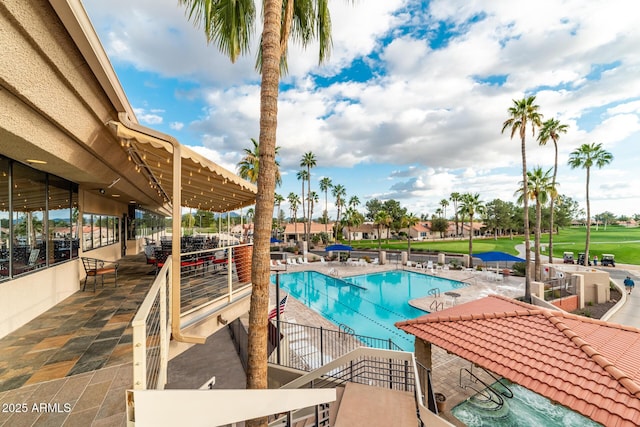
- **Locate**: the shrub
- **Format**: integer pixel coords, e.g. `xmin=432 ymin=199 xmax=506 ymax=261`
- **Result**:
xmin=512 ymin=262 xmax=526 ymax=276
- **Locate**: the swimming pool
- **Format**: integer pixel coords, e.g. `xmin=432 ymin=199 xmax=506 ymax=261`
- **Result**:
xmin=271 ymin=270 xmax=465 ymax=351
xmin=452 ymin=379 xmax=602 ymax=427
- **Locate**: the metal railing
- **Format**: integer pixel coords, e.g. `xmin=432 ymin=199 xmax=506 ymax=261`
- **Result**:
xmin=279 ymin=347 xmax=434 ymax=426
xmin=131 ymin=243 xmax=251 ymax=391
xmin=544 ymin=275 xmax=577 ymax=301
xmin=268 ymin=320 xmax=404 ymax=372
xmin=131 ymin=255 xmax=172 ymax=390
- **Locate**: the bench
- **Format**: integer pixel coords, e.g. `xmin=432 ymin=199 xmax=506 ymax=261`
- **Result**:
xmin=81 ymin=257 xmax=119 ymax=292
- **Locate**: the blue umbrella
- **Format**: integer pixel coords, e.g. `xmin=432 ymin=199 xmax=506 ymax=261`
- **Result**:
xmin=474 ymin=251 xmax=524 ymax=263
xmin=325 ymin=244 xmax=353 ymax=252
xmin=270 ymin=237 xmax=282 ymax=243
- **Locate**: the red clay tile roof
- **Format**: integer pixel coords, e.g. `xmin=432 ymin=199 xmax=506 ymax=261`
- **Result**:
xmin=396 ymin=295 xmax=640 ymax=427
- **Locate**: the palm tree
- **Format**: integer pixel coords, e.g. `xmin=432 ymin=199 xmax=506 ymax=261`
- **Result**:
xmin=180 ymin=2 xmax=341 ymax=413
xmin=236 ymin=138 xmax=282 ymax=185
xmin=319 ymin=177 xmax=332 ymax=235
xmin=332 ymin=184 xmax=346 ymax=241
xmin=348 ymin=195 xmax=360 ymax=210
xmin=274 ymin=193 xmax=284 ymax=238
xmin=459 ymin=193 xmax=485 ymax=268
xmin=307 ymin=191 xmax=319 ymax=239
xmin=502 ymin=96 xmax=542 ymax=302
xmin=516 ymin=167 xmax=555 ymax=280
xmin=300 ymin=152 xmax=317 ymax=243
xmin=287 ymin=192 xmax=300 ymax=242
xmin=568 ymin=143 xmax=613 ymax=266
xmin=344 ymin=207 xmax=364 ymax=245
xmin=374 ymin=210 xmax=391 ymax=249
xmin=440 ymin=199 xmax=449 ymax=219
xmin=403 ymin=212 xmax=419 ymax=256
xmin=296 ymin=170 xmax=309 ymax=241
xmin=450 ymin=192 xmax=462 ymax=237
xmin=538 ymin=118 xmax=568 ymax=263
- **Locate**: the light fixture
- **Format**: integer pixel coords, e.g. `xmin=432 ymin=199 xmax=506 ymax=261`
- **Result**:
xmin=99 ymin=188 xmax=106 ymax=195
xmin=26 ymin=159 xmax=47 ymax=164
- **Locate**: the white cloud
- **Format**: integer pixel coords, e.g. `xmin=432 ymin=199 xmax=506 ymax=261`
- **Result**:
xmin=84 ymin=0 xmax=640 ymax=216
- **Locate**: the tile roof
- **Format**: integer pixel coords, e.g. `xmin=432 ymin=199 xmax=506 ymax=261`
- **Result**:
xmin=396 ymin=295 xmax=640 ymax=426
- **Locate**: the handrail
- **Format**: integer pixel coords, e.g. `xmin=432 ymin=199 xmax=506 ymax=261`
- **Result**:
xmin=459 ymin=368 xmax=506 ymax=410
xmin=131 ymin=255 xmax=172 ymax=390
xmin=280 ymin=347 xmax=433 ymax=425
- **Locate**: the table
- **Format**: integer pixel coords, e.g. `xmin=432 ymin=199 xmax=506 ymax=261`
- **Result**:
xmin=444 ymin=291 xmax=461 ymax=305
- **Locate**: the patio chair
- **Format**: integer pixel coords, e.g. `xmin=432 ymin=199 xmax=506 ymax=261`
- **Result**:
xmin=81 ymin=257 xmax=118 ymax=292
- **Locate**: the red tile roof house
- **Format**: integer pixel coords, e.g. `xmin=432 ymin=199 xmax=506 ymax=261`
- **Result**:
xmin=396 ymin=295 xmax=640 ymax=426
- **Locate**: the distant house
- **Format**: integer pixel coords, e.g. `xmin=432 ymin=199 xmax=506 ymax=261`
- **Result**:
xmin=283 ymin=221 xmax=334 ymax=242
xmin=343 ymin=222 xmax=390 ymax=241
xmin=400 ymin=221 xmax=484 ymax=240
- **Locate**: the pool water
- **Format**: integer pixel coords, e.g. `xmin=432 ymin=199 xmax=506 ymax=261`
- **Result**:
xmin=271 ymin=270 xmax=464 ymax=351
xmin=452 ymin=379 xmax=603 ymax=427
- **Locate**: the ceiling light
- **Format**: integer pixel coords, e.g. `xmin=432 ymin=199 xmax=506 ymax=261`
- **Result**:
xmin=26 ymin=159 xmax=47 ymax=164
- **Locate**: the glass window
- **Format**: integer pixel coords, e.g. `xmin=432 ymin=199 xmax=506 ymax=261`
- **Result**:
xmin=0 ymin=158 xmax=9 ymax=281
xmin=12 ymin=163 xmax=46 ymax=276
xmin=82 ymin=213 xmax=120 ymax=252
xmin=48 ymin=176 xmax=72 ymax=265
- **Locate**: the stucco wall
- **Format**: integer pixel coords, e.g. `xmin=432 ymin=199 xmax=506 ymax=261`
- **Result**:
xmin=0 ymin=261 xmax=79 ymax=339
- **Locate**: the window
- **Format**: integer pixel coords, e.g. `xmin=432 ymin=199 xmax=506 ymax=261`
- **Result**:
xmin=82 ymin=213 xmax=120 ymax=252
xmin=0 ymin=155 xmax=79 ymax=280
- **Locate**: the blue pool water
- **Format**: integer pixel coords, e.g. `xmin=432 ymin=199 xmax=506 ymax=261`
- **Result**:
xmin=452 ymin=380 xmax=602 ymax=427
xmin=271 ymin=270 xmax=465 ymax=351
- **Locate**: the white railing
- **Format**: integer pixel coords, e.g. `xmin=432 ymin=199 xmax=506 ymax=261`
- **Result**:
xmin=130 ymin=243 xmax=253 ymax=392
xmin=131 ymin=255 xmax=172 ymax=390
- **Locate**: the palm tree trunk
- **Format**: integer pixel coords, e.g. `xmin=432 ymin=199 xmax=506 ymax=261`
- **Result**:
xmin=521 ymin=135 xmax=531 ymax=302
xmin=584 ymin=168 xmax=591 ymax=266
xmin=548 ymin=141 xmax=558 ymax=264
xmin=468 ymin=214 xmax=474 ymax=267
xmin=535 ymin=201 xmax=541 ymax=281
xmin=301 ymin=180 xmax=306 ymax=242
xmin=246 ymin=3 xmax=281 ymax=426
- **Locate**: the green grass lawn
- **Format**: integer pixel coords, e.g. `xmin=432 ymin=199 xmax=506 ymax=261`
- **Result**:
xmin=347 ymin=225 xmax=640 ymax=265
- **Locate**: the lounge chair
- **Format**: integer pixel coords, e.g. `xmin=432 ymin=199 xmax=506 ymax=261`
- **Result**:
xmin=371 ymin=258 xmax=379 ymax=265
xmin=320 ymin=257 xmax=327 ymax=264
xmin=297 ymin=257 xmax=305 ymax=265
xmin=301 ymin=257 xmax=310 ymax=264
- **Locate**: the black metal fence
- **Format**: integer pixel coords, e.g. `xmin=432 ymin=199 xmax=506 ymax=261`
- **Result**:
xmin=544 ymin=275 xmax=577 ymax=301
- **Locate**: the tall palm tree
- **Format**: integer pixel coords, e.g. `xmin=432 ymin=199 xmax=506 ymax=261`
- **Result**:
xmin=450 ymin=192 xmax=461 ymax=237
xmin=236 ymin=138 xmax=282 ymax=185
xmin=296 ymin=169 xmax=309 ymax=241
xmin=319 ymin=177 xmax=332 ymax=235
xmin=568 ymin=143 xmax=613 ymax=266
xmin=502 ymin=96 xmax=542 ymax=302
xmin=440 ymin=199 xmax=449 ymax=219
xmin=307 ymin=190 xmax=319 ymax=238
xmin=516 ymin=167 xmax=555 ymax=280
xmin=538 ymin=118 xmax=568 ymax=263
xmin=348 ymin=195 xmax=360 ymax=210
xmin=180 ymin=2 xmax=341 ymax=414
xmin=403 ymin=212 xmax=419 ymax=256
xmin=458 ymin=193 xmax=485 ymax=268
xmin=274 ymin=193 xmax=284 ymax=238
xmin=332 ymin=184 xmax=346 ymax=241
xmin=287 ymin=192 xmax=300 ymax=241
xmin=300 ymin=152 xmax=317 ymax=243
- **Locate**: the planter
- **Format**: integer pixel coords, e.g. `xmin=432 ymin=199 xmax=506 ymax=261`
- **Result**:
xmin=234 ymin=245 xmax=253 ymax=283
xmin=435 ymin=392 xmax=447 ymax=413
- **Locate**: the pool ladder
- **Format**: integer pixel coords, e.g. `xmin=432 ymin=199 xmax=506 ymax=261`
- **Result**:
xmin=338 ymin=323 xmax=355 ymax=338
xmin=428 ymin=288 xmax=444 ymax=312
xmin=459 ymin=366 xmax=513 ymax=411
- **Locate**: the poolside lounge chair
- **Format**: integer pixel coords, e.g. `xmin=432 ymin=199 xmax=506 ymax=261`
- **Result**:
xmin=297 ymin=257 xmax=305 ymax=265
xmin=320 ymin=257 xmax=327 ymax=264
xmin=371 ymin=258 xmax=379 ymax=265
xmin=301 ymin=257 xmax=310 ymax=264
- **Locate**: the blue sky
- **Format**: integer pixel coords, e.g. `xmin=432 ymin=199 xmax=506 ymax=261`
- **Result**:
xmin=84 ymin=0 xmax=640 ymax=218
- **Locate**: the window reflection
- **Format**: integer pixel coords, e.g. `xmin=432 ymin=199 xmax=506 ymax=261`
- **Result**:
xmin=12 ymin=163 xmax=46 ymax=276
xmin=0 ymin=158 xmax=8 ymax=280
xmin=0 ymin=155 xmax=80 ymax=280
xmin=82 ymin=213 xmax=120 ymax=251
